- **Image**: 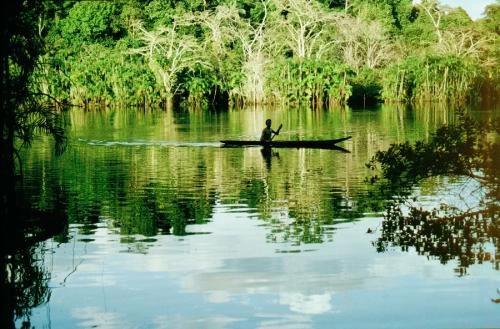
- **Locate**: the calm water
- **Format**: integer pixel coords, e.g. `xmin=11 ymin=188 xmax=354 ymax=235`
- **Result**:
xmin=14 ymin=104 xmax=499 ymax=328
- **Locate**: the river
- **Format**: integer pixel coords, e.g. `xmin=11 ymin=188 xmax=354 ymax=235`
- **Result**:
xmin=13 ymin=103 xmax=499 ymax=328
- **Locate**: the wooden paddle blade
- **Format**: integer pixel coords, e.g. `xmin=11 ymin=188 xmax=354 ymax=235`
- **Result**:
xmin=272 ymin=123 xmax=283 ymax=140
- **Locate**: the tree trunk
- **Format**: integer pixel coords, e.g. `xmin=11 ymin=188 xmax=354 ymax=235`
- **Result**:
xmin=165 ymin=96 xmax=174 ymax=111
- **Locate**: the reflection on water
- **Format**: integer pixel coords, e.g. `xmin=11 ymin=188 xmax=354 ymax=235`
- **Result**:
xmin=8 ymin=104 xmax=499 ymax=328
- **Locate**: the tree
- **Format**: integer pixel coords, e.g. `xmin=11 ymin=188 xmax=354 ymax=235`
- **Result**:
xmin=418 ymin=0 xmax=445 ymax=44
xmin=264 ymin=0 xmax=348 ymax=106
xmin=58 ymin=1 xmax=124 ymax=46
xmin=190 ymin=1 xmax=271 ymax=104
xmin=1 ymin=0 xmax=66 ymax=222
xmin=425 ymin=5 xmax=486 ymax=59
xmin=237 ymin=0 xmax=269 ymax=104
xmin=336 ymin=10 xmax=393 ymax=70
xmin=478 ymin=2 xmax=500 ymax=35
xmin=185 ymin=4 xmax=244 ymax=103
xmin=19 ymin=0 xmax=499 ymax=107
xmin=1 ymin=1 xmax=68 ymax=328
xmin=351 ymin=0 xmax=413 ymax=33
xmin=435 ymin=29 xmax=488 ymax=58
xmin=269 ymin=0 xmax=339 ymax=60
xmin=130 ymin=19 xmax=209 ymax=108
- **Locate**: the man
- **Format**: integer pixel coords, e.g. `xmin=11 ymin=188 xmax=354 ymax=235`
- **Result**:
xmin=260 ymin=119 xmax=279 ymax=142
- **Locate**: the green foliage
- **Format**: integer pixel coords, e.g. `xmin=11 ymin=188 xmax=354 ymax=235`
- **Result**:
xmin=351 ymin=0 xmax=413 ymax=34
xmin=416 ymin=55 xmax=480 ymax=102
xmin=382 ymin=55 xmax=481 ymax=103
xmin=236 ymin=0 xmax=268 ymax=22
xmin=381 ymin=56 xmax=419 ymax=102
xmin=267 ymin=58 xmax=351 ymax=107
xmin=368 ymin=114 xmax=499 ymax=187
xmin=479 ymin=3 xmax=500 ymax=34
xmin=33 ymin=40 xmax=157 ymax=107
xmin=70 ymin=43 xmax=156 ymax=105
xmin=476 ymin=3 xmax=500 ymax=92
xmin=29 ymin=0 xmax=497 ymax=108
xmin=315 ymin=0 xmax=347 ymax=10
xmin=143 ymin=0 xmax=177 ymax=27
xmin=58 ymin=2 xmax=124 ymax=46
xmin=441 ymin=7 xmax=473 ymax=30
xmin=347 ymin=68 xmax=381 ymax=106
xmin=1 ymin=0 xmax=67 ymax=160
xmin=400 ymin=6 xmax=437 ymax=47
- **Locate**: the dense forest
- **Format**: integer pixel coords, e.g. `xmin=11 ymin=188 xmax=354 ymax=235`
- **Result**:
xmin=31 ymin=0 xmax=499 ymax=109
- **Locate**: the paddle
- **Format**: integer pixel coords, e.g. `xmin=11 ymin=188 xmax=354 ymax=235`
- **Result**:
xmin=271 ymin=124 xmax=283 ymax=140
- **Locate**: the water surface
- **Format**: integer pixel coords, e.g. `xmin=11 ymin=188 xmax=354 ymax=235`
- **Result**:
xmin=14 ymin=104 xmax=499 ymax=328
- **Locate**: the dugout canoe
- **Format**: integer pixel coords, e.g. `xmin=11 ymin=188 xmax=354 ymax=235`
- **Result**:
xmin=220 ymin=136 xmax=352 ymax=149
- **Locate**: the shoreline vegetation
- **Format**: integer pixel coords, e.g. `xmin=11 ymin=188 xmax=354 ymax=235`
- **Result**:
xmin=30 ymin=0 xmax=498 ymax=110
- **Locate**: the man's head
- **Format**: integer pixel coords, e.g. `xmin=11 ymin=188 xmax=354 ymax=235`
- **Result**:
xmin=265 ymin=119 xmax=272 ymax=127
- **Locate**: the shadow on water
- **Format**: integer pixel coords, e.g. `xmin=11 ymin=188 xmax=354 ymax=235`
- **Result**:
xmin=1 ymin=182 xmax=69 ymax=329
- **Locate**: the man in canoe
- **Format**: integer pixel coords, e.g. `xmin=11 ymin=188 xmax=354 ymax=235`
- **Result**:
xmin=260 ymin=119 xmax=281 ymax=142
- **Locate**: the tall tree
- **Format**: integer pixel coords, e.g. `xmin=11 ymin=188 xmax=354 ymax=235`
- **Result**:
xmin=185 ymin=4 xmax=243 ymax=101
xmin=236 ymin=0 xmax=269 ymax=104
xmin=479 ymin=2 xmax=500 ymax=35
xmin=351 ymin=0 xmax=413 ymax=32
xmin=1 ymin=3 xmax=67 ymax=328
xmin=336 ymin=9 xmax=393 ymax=70
xmin=1 ymin=1 xmax=37 ymax=227
xmin=130 ymin=18 xmax=209 ymax=108
xmin=269 ymin=0 xmax=339 ymax=60
xmin=1 ymin=0 xmax=66 ymax=232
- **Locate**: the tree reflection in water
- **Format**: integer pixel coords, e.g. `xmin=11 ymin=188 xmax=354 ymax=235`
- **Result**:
xmin=115 ymin=181 xmax=215 ymax=237
xmin=1 ymin=195 xmax=68 ymax=328
xmin=3 ymin=245 xmax=51 ymax=329
xmin=368 ymin=114 xmax=500 ymax=274
xmin=375 ymin=200 xmax=499 ymax=275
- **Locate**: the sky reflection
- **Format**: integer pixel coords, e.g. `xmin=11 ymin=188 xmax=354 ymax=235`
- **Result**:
xmin=24 ymin=201 xmax=499 ymax=329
